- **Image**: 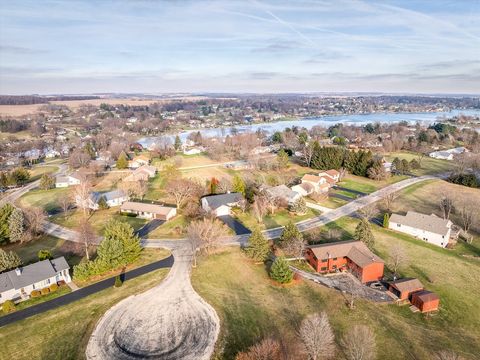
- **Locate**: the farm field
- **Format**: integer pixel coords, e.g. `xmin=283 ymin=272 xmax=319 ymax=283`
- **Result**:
xmin=0 ymin=268 xmax=170 ymax=359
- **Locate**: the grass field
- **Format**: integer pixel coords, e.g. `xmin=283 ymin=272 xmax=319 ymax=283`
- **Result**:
xmin=385 ymin=151 xmax=455 ymax=176
xmin=147 ymin=215 xmax=188 ymax=238
xmin=233 ymin=208 xmax=319 ymax=231
xmin=0 ymin=268 xmax=170 ymax=359
xmin=192 ymin=241 xmax=480 ymax=360
xmin=18 ymin=187 xmax=70 ymax=213
xmin=28 ymin=165 xmax=59 ymax=182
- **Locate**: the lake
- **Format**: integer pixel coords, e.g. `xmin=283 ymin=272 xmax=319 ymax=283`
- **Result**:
xmin=139 ymin=109 xmax=480 ymax=147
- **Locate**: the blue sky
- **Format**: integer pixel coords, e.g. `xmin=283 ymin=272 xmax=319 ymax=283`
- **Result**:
xmin=0 ymin=0 xmax=479 ymax=94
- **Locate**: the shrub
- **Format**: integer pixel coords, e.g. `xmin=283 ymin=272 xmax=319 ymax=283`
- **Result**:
xmin=2 ymin=300 xmax=16 ymax=313
xmin=270 ymin=256 xmax=294 ymax=284
xmin=383 ymin=213 xmax=390 ymax=228
xmin=49 ymin=283 xmax=59 ymax=292
xmin=40 ymin=287 xmax=50 ymax=295
xmin=38 ymin=249 xmax=52 ymax=261
xmin=30 ymin=290 xmax=41 ymax=298
xmin=114 ymin=275 xmax=123 ymax=288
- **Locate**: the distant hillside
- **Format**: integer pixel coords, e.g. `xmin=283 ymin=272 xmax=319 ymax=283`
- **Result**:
xmin=0 ymin=95 xmax=100 ymax=105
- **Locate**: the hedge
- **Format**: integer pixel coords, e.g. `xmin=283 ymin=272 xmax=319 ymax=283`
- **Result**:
xmin=49 ymin=283 xmax=59 ymax=292
xmin=2 ymin=300 xmax=16 ymax=313
xmin=30 ymin=290 xmax=41 ymax=298
xmin=40 ymin=288 xmax=50 ymax=295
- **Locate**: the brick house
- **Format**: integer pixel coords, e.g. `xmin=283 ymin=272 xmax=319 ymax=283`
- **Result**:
xmin=305 ymin=240 xmax=384 ymax=283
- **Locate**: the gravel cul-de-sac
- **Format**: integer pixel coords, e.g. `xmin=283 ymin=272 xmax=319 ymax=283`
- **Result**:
xmin=86 ymin=242 xmax=219 ymax=360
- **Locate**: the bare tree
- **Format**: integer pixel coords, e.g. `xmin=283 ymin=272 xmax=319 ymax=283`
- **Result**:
xmin=302 ymin=141 xmax=315 ymax=167
xmin=166 ymin=178 xmax=197 ymax=208
xmin=235 ymin=338 xmax=284 ymax=360
xmin=439 ymin=195 xmax=454 ymax=220
xmin=58 ymin=192 xmax=72 ymax=218
xmin=299 ymin=312 xmax=336 ymax=360
xmin=459 ymin=203 xmax=474 ymax=236
xmin=119 ymin=180 xmax=148 ymax=200
xmin=434 ymin=350 xmax=465 ymax=360
xmin=77 ymin=216 xmax=96 ymax=260
xmin=73 ymin=180 xmax=92 ymax=216
xmin=387 ymin=244 xmax=407 ymax=280
xmin=217 ymin=177 xmax=232 ymax=193
xmin=341 ymin=325 xmax=376 ymax=360
xmin=383 ymin=191 xmax=399 ymax=212
xmin=187 ymin=218 xmax=226 ymax=266
xmin=23 ymin=207 xmax=46 ymax=240
xmin=252 ymin=194 xmax=268 ymax=223
xmin=68 ymin=149 xmax=91 ymax=169
xmin=358 ymin=204 xmax=377 ymax=222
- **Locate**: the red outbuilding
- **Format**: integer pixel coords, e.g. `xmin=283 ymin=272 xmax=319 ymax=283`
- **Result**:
xmin=305 ymin=240 xmax=384 ymax=283
xmin=389 ymin=278 xmax=424 ymax=300
xmin=410 ymin=290 xmax=440 ymax=313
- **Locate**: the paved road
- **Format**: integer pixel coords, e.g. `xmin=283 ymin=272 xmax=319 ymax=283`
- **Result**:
xmin=0 ymin=255 xmax=174 ymax=328
xmin=86 ymin=241 xmax=220 ymax=360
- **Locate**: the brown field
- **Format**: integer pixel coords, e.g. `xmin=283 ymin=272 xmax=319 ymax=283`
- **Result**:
xmin=0 ymin=96 xmax=208 ymax=116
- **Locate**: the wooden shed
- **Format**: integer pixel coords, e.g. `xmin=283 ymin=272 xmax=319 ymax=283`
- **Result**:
xmin=411 ymin=290 xmax=440 ymax=313
xmin=389 ymin=278 xmax=424 ymax=300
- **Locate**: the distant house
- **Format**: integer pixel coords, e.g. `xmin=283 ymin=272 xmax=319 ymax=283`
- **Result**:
xmin=201 ymin=192 xmax=243 ymax=216
xmin=55 ymin=173 xmax=82 ymax=188
xmin=183 ymin=147 xmax=204 ymax=156
xmin=429 ymin=147 xmax=468 ymax=160
xmin=121 ymin=201 xmax=176 ymax=221
xmin=0 ymin=257 xmax=71 ymax=302
xmin=411 ymin=290 xmax=440 ymax=313
xmin=297 ymin=174 xmax=331 ymax=193
xmin=44 ymin=148 xmax=60 ymax=159
xmin=124 ymin=165 xmax=157 ymax=182
xmin=128 ymin=155 xmax=150 ymax=169
xmin=305 ymin=240 xmax=384 ymax=283
xmin=318 ymin=169 xmax=340 ymax=183
xmin=263 ymin=184 xmax=302 ymax=205
xmin=388 ymin=278 xmax=424 ymax=300
xmin=389 ymin=211 xmax=453 ymax=248
xmin=77 ymin=189 xmax=129 ymax=210
xmin=291 ymin=182 xmax=315 ymax=197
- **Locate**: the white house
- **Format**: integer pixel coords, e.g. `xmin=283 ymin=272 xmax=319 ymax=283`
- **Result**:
xmin=318 ymin=169 xmax=340 ymax=183
xmin=389 ymin=211 xmax=452 ymax=248
xmin=263 ymin=184 xmax=302 ymax=205
xmin=0 ymin=257 xmax=71 ymax=302
xmin=76 ymin=189 xmax=129 ymax=210
xmin=201 ymin=192 xmax=243 ymax=216
xmin=429 ymin=147 xmax=468 ymax=160
xmin=183 ymin=147 xmax=204 ymax=156
xmin=55 ymin=174 xmax=82 ymax=188
xmin=298 ymin=174 xmax=331 ymax=193
xmin=120 ymin=202 xmax=176 ymax=221
xmin=291 ymin=182 xmax=315 ymax=196
xmin=128 ymin=155 xmax=150 ymax=169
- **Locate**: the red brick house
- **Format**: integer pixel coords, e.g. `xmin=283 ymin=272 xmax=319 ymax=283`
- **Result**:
xmin=305 ymin=240 xmax=384 ymax=283
xmin=411 ymin=290 xmax=440 ymax=313
xmin=388 ymin=278 xmax=424 ymax=300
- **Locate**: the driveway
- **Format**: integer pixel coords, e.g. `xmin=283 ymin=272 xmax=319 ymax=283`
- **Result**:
xmin=218 ymin=215 xmax=251 ymax=235
xmin=136 ymin=219 xmax=165 ymax=238
xmin=86 ymin=241 xmax=220 ymax=360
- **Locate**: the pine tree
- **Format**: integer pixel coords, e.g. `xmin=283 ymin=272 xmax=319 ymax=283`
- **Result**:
xmin=174 ymin=135 xmax=182 ymax=151
xmin=279 ymin=221 xmax=304 ymax=257
xmin=0 ymin=204 xmax=14 ymax=244
xmin=270 ymin=256 xmax=294 ymax=284
xmin=0 ymin=248 xmax=22 ymax=273
xmin=276 ymin=149 xmax=290 ymax=169
xmin=232 ymin=174 xmax=246 ymax=195
xmin=244 ymin=228 xmax=270 ymax=262
xmin=97 ymin=196 xmax=109 ymax=210
xmin=354 ymin=219 xmax=375 ymax=250
xmin=116 ymin=152 xmax=128 ymax=169
xmin=8 ymin=208 xmax=25 ymax=243
xmin=39 ymin=173 xmax=55 ymax=190
xmin=383 ymin=213 xmax=390 ymax=228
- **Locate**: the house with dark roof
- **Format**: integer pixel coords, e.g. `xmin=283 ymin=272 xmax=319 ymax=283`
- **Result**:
xmin=262 ymin=184 xmax=302 ymax=205
xmin=389 ymin=211 xmax=453 ymax=248
xmin=305 ymin=240 xmax=384 ymax=283
xmin=0 ymin=257 xmax=71 ymax=302
xmin=201 ymin=193 xmax=243 ymax=216
xmin=76 ymin=189 xmax=129 ymax=210
xmin=411 ymin=290 xmax=440 ymax=313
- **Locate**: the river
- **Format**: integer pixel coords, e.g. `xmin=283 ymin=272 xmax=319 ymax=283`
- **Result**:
xmin=139 ymin=109 xmax=480 ymax=147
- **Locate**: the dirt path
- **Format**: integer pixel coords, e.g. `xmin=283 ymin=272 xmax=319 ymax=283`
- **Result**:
xmin=85 ymin=241 xmax=219 ymax=360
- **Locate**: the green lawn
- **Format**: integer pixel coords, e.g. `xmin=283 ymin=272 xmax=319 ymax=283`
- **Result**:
xmin=18 ymin=187 xmax=70 ymax=213
xmin=233 ymin=208 xmax=319 ymax=231
xmin=385 ymin=151 xmax=455 ymax=176
xmin=314 ymin=196 xmax=348 ymax=209
xmin=338 ymin=177 xmax=378 ymax=193
xmin=147 ymin=215 xmax=188 ymax=238
xmin=29 ymin=165 xmax=59 ymax=182
xmin=0 ymin=268 xmax=170 ymax=359
xmin=192 ymin=239 xmax=480 ymax=360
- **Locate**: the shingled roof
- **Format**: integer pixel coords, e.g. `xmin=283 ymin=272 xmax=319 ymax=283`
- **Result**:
xmin=202 ymin=193 xmax=243 ymax=210
xmin=390 ymin=278 xmax=424 ymax=293
xmin=390 ymin=211 xmax=451 ymax=236
xmin=307 ymin=240 xmax=383 ymax=267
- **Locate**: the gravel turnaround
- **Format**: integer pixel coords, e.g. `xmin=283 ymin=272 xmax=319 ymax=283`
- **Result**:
xmin=86 ymin=241 xmax=220 ymax=360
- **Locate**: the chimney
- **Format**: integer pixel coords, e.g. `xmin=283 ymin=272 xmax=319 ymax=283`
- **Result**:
xmin=15 ymin=268 xmax=22 ymax=276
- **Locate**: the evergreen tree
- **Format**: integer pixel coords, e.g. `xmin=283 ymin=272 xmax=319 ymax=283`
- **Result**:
xmin=409 ymin=159 xmax=420 ymax=170
xmin=401 ymin=159 xmax=410 ymax=174
xmin=383 ymin=213 xmax=390 ymax=228
xmin=276 ymin=149 xmax=290 ymax=169
xmin=244 ymin=228 xmax=270 ymax=262
xmin=97 ymin=196 xmax=109 ymax=210
xmin=174 ymin=135 xmax=182 ymax=151
xmin=354 ymin=219 xmax=375 ymax=250
xmin=290 ymin=197 xmax=307 ymax=214
xmin=0 ymin=248 xmax=22 ymax=273
xmin=39 ymin=173 xmax=55 ymax=190
xmin=392 ymin=157 xmax=401 ymax=173
xmin=0 ymin=204 xmax=14 ymax=244
xmin=116 ymin=152 xmax=128 ymax=169
xmin=272 ymin=131 xmax=283 ymax=143
xmin=8 ymin=208 xmax=25 ymax=243
xmin=85 ymin=142 xmax=96 ymax=159
xmin=279 ymin=221 xmax=304 ymax=257
xmin=269 ymin=256 xmax=294 ymax=284
xmin=97 ymin=220 xmax=142 ymax=269
xmin=232 ymin=174 xmax=246 ymax=195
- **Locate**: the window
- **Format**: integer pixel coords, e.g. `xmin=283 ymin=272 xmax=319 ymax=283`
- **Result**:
xmin=333 ymin=265 xmax=337 ymax=269
xmin=320 ymin=267 xmax=327 ymax=271
xmin=321 ymin=259 xmax=328 ymax=262
xmin=397 ymin=224 xmax=401 ymax=227
xmin=32 ymin=284 xmax=35 ymax=290
xmin=333 ymin=257 xmax=337 ymax=261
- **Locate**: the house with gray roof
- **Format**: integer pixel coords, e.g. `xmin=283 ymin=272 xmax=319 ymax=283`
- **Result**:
xmin=262 ymin=184 xmax=302 ymax=205
xmin=0 ymin=257 xmax=71 ymax=302
xmin=201 ymin=192 xmax=243 ymax=216
xmin=389 ymin=211 xmax=453 ymax=248
xmin=76 ymin=189 xmax=129 ymax=210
